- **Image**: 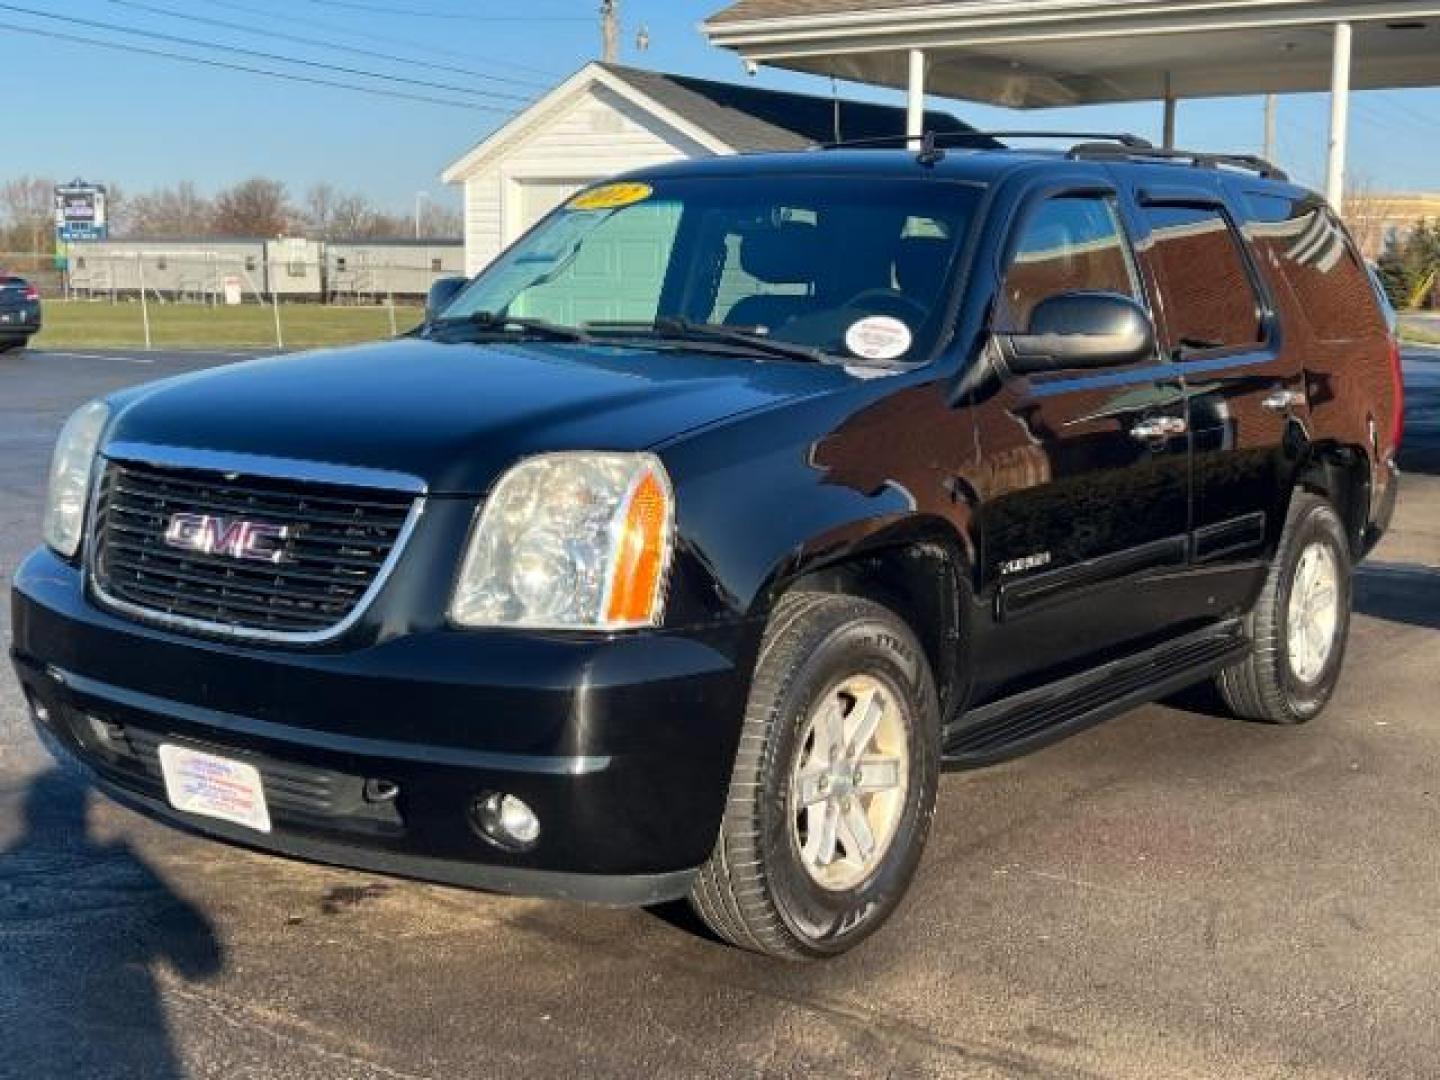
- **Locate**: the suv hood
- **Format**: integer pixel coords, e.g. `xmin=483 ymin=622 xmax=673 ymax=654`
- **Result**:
xmin=106 ymin=338 xmax=852 ymax=494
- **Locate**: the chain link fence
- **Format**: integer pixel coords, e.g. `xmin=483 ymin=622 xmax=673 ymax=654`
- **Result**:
xmin=2 ymin=246 xmax=456 ymax=350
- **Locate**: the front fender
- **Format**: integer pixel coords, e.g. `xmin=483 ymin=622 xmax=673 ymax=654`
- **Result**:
xmin=657 ymin=375 xmax=980 ymax=627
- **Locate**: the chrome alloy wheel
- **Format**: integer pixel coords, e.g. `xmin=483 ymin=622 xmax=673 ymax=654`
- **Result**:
xmin=789 ymin=674 xmax=910 ymax=892
xmin=1287 ymin=541 xmax=1341 ymax=683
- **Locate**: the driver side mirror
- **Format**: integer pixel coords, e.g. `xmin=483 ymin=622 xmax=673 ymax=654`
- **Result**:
xmin=425 ymin=276 xmax=469 ymax=323
xmin=995 ymin=291 xmax=1157 ymax=375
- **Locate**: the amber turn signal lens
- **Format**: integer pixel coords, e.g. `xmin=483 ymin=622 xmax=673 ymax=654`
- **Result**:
xmin=604 ymin=469 xmax=671 ymax=626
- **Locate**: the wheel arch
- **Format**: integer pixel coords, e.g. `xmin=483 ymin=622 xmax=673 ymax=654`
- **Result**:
xmin=1292 ymin=440 xmax=1372 ymax=561
xmin=755 ymin=515 xmax=975 ymax=724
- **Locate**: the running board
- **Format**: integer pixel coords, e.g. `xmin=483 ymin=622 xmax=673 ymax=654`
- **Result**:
xmin=943 ymin=622 xmax=1249 ymax=769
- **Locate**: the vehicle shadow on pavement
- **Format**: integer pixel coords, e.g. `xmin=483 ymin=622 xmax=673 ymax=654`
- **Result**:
xmin=1354 ymin=562 xmax=1440 ymax=631
xmin=0 ymin=767 xmax=223 ymax=1077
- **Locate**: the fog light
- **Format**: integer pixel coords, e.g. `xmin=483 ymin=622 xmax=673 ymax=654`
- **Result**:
xmin=29 ymin=696 xmax=50 ymax=726
xmin=471 ymin=792 xmax=540 ymax=852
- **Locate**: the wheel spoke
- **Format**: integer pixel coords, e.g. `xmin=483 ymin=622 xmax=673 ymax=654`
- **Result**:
xmin=854 ymin=754 xmax=902 ymax=793
xmin=845 ymin=686 xmax=885 ymax=758
xmin=795 ymin=768 xmax=829 ymax=807
xmin=803 ymin=800 xmax=841 ymax=867
xmin=812 ymin=699 xmax=846 ymax=765
xmin=839 ymin=800 xmax=876 ymax=864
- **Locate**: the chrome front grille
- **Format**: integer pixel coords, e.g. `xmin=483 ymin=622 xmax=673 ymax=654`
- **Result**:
xmin=90 ymin=457 xmax=419 ymax=640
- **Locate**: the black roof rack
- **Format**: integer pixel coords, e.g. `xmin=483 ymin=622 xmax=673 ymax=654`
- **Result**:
xmin=1065 ymin=142 xmax=1289 ymax=181
xmin=814 ymin=128 xmax=1289 ymax=182
xmin=816 ymin=129 xmax=1148 ymax=152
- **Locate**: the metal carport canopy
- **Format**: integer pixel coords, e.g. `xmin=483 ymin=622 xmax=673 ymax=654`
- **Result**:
xmin=703 ymin=1 xmax=1440 ymax=205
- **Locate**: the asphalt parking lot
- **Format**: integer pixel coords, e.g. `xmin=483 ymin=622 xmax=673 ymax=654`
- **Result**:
xmin=1 ymin=346 xmax=1438 ymax=1080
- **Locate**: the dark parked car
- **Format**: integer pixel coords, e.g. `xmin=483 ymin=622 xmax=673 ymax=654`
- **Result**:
xmin=12 ymin=135 xmax=1403 ymax=959
xmin=0 ymin=274 xmax=41 ymax=349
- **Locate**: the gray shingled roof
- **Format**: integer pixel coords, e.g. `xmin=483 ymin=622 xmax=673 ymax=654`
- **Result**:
xmin=707 ymin=1 xmax=953 ymax=25
xmin=601 ymin=64 xmax=997 ymax=151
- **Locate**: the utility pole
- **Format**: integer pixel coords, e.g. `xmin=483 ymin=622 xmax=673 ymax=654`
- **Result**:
xmin=601 ymin=0 xmax=619 ymax=63
xmin=1263 ymin=93 xmax=1278 ymax=162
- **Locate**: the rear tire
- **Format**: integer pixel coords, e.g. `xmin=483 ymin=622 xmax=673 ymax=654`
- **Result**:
xmin=689 ymin=592 xmax=940 ymax=960
xmin=1216 ymin=492 xmax=1352 ymax=724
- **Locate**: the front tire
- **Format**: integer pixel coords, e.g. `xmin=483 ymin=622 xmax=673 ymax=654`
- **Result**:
xmin=1216 ymin=492 xmax=1352 ymax=724
xmin=690 ymin=593 xmax=940 ymax=960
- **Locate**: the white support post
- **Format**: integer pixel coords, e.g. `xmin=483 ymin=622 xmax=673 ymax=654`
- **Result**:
xmin=1162 ymin=73 xmax=1177 ymax=149
xmin=906 ymin=48 xmax=926 ymax=147
xmin=1327 ymin=22 xmax=1352 ymax=211
xmin=136 ymin=253 xmax=152 ymax=351
xmin=1264 ymin=94 xmax=1278 ymax=164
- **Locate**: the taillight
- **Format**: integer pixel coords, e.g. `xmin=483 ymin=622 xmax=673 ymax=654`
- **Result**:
xmin=23 ymin=284 xmax=39 ymax=301
xmin=1387 ymin=334 xmax=1405 ymax=453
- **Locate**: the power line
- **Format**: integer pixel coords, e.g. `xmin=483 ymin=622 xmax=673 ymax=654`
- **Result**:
xmin=0 ymin=20 xmax=519 ymax=113
xmin=106 ymin=0 xmax=552 ymax=91
xmin=0 ymin=2 xmax=538 ymax=104
xmin=297 ymin=0 xmax=587 ymax=20
xmin=1371 ymin=91 xmax=1440 ymax=137
xmin=198 ymin=0 xmax=571 ymax=80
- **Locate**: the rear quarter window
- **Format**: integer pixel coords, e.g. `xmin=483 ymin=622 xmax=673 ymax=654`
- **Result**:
xmin=1242 ymin=193 xmax=1381 ymax=343
xmin=1140 ymin=205 xmax=1264 ymax=353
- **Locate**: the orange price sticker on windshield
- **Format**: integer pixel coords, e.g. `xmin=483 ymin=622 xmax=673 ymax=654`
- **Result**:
xmin=567 ymin=182 xmax=653 ymax=212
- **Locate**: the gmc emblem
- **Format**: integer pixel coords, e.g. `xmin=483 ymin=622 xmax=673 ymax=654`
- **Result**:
xmin=164 ymin=513 xmax=291 ymax=564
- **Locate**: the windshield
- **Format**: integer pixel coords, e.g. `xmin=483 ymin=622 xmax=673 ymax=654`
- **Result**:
xmin=438 ymin=176 xmax=983 ymax=364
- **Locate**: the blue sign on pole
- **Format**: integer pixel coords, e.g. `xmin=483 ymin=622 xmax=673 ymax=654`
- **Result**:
xmin=54 ymin=182 xmax=108 ymax=243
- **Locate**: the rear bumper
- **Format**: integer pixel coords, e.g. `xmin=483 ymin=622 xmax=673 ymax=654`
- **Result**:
xmin=0 ymin=304 xmax=39 ymax=334
xmin=12 ymin=547 xmax=757 ymax=905
xmin=1362 ymin=457 xmax=1400 ymax=558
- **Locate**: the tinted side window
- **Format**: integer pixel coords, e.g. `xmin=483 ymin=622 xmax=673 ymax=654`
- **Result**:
xmin=997 ymin=196 xmax=1137 ymax=332
xmin=1142 ymin=205 xmax=1263 ymax=352
xmin=1243 ymin=193 xmax=1382 ymax=343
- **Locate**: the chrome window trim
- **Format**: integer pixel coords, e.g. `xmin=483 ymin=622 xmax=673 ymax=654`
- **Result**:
xmin=84 ymin=443 xmax=426 ymax=646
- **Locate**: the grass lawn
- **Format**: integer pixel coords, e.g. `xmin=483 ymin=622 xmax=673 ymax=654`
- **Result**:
xmin=33 ymin=300 xmax=424 ymax=349
xmin=1399 ymin=323 xmax=1440 ymax=347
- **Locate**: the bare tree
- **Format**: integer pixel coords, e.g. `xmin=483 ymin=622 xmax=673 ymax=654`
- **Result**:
xmin=328 ymin=193 xmax=379 ymax=239
xmin=0 ymin=175 xmax=56 ymax=254
xmin=1343 ymin=177 xmax=1403 ymax=261
xmin=125 ymin=181 xmax=213 ymax=237
xmin=304 ymin=182 xmax=340 ymax=239
xmin=102 ymin=182 xmax=129 ymax=237
xmin=419 ymin=202 xmax=464 ymax=239
xmin=212 ymin=177 xmax=293 ymax=237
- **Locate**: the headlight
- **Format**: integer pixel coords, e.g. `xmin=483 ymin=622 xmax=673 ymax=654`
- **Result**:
xmin=43 ymin=399 xmax=110 ymax=558
xmin=450 ymin=452 xmax=674 ymax=630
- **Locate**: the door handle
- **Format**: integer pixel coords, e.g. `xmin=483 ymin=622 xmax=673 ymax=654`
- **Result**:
xmin=1129 ymin=416 xmax=1188 ymax=440
xmin=1262 ymin=388 xmax=1305 ymax=412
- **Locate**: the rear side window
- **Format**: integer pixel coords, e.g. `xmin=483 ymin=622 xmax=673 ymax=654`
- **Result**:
xmin=1244 ymin=193 xmax=1381 ymax=343
xmin=997 ymin=195 xmax=1138 ymax=332
xmin=1141 ymin=205 xmax=1264 ymax=353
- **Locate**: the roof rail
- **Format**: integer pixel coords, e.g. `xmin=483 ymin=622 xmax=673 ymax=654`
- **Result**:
xmin=1066 ymin=142 xmax=1289 ymax=181
xmin=815 ymin=130 xmax=1149 ymax=152
xmin=812 ymin=129 xmax=1289 ymax=182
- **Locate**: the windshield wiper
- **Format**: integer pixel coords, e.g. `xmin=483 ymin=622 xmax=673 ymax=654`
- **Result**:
xmin=591 ymin=317 xmax=824 ymax=363
xmin=431 ymin=310 xmax=594 ymax=344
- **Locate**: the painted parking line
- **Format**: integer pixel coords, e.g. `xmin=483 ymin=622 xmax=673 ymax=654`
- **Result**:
xmin=37 ymin=351 xmax=148 ymax=363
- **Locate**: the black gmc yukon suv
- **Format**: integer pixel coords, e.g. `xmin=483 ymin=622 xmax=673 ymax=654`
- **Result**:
xmin=12 ymin=136 xmax=1403 ymax=959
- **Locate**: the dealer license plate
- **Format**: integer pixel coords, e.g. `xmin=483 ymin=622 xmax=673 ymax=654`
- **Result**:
xmin=158 ymin=744 xmax=272 ymax=834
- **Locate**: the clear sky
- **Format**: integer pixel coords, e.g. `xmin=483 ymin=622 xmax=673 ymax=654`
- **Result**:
xmin=5 ymin=0 xmax=1440 ymax=215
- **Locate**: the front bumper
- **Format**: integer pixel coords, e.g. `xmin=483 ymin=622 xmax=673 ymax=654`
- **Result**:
xmin=12 ymin=548 xmax=756 ymax=905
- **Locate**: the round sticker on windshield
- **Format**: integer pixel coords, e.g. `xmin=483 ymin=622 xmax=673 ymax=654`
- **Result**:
xmin=845 ymin=316 xmax=913 ymax=361
xmin=567 ymin=182 xmax=653 ymax=212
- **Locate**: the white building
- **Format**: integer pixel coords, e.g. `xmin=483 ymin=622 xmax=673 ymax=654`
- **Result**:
xmin=441 ymin=61 xmax=989 ymax=274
